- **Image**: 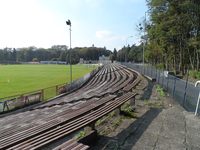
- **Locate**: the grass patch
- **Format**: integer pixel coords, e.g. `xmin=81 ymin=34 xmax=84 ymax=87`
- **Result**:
xmin=156 ymin=85 xmax=165 ymax=97
xmin=96 ymin=110 xmax=124 ymax=136
xmin=112 ymin=117 xmax=123 ymax=128
xmin=95 ymin=110 xmax=116 ymax=127
xmin=95 ymin=119 xmax=104 ymax=127
xmin=144 ymin=99 xmax=164 ymax=109
xmin=0 ymin=64 xmax=95 ymax=99
xmin=147 ymin=101 xmax=163 ymax=109
xmin=143 ymin=85 xmax=165 ymax=109
xmin=121 ymin=102 xmax=137 ymax=118
xmin=99 ymin=117 xmax=123 ymax=136
xmin=144 ymin=99 xmax=149 ymax=105
xmin=75 ymin=130 xmax=86 ymax=140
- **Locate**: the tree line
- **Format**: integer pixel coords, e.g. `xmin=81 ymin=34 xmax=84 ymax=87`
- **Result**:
xmin=144 ymin=0 xmax=200 ymax=74
xmin=0 ymin=45 xmax=112 ymax=64
xmin=115 ymin=44 xmax=143 ymax=63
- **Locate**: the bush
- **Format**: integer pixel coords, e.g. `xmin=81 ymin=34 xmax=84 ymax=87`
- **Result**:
xmin=189 ymin=70 xmax=200 ymax=79
xmin=155 ymin=64 xmax=164 ymax=70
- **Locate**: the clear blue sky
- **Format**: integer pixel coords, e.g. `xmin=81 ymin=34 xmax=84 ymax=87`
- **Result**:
xmin=0 ymin=0 xmax=147 ymax=50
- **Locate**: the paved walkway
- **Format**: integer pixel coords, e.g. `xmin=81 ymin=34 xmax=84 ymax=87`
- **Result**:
xmin=123 ymin=105 xmax=200 ymax=150
xmin=92 ymin=82 xmax=200 ymax=150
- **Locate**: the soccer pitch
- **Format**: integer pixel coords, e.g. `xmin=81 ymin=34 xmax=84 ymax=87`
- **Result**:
xmin=0 ymin=64 xmax=95 ymax=99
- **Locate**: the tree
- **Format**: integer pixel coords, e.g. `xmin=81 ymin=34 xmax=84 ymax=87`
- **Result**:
xmin=145 ymin=0 xmax=200 ymax=74
xmin=113 ymin=48 xmax=117 ymax=61
xmin=0 ymin=45 xmax=113 ymax=64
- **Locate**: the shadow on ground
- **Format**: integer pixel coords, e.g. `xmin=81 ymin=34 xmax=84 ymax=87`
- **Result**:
xmin=140 ymin=80 xmax=154 ymax=100
xmin=90 ymin=108 xmax=161 ymax=150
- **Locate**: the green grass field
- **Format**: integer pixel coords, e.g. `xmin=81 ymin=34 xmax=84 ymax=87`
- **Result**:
xmin=0 ymin=64 xmax=95 ymax=99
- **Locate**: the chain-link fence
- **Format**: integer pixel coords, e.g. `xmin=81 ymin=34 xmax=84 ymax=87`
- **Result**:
xmin=0 ymin=66 xmax=102 ymax=114
xmin=123 ymin=62 xmax=200 ymax=114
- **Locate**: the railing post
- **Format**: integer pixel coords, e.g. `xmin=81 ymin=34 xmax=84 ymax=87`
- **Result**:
xmin=56 ymin=85 xmax=59 ymax=95
xmin=166 ymin=73 xmax=169 ymax=91
xmin=155 ymin=68 xmax=157 ymax=81
xmin=41 ymin=89 xmax=44 ymax=101
xmin=162 ymin=69 xmax=164 ymax=87
xmin=3 ymin=101 xmax=9 ymax=112
xmin=172 ymin=77 xmax=177 ymax=98
xmin=183 ymin=70 xmax=189 ymax=107
xmin=143 ymin=64 xmax=145 ymax=75
xmin=3 ymin=102 xmax=5 ymax=112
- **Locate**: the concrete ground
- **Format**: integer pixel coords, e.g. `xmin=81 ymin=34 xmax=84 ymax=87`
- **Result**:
xmin=91 ymin=80 xmax=200 ymax=150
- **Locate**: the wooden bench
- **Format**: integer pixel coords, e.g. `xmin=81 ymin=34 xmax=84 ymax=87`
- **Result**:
xmin=1 ymin=93 xmax=136 ymax=149
xmin=53 ymin=139 xmax=89 ymax=150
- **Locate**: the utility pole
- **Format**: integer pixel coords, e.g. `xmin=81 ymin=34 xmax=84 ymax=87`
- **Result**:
xmin=143 ymin=12 xmax=147 ymax=68
xmin=139 ymin=12 xmax=147 ymax=73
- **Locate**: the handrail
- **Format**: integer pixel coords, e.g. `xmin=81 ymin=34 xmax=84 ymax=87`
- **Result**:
xmin=0 ymin=82 xmax=67 ymax=101
xmin=194 ymin=81 xmax=200 ymax=116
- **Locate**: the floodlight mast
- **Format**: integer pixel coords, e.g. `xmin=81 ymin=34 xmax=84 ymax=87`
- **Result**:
xmin=66 ymin=19 xmax=72 ymax=85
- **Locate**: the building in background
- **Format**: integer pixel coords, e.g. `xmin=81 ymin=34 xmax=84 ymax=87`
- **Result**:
xmin=99 ymin=55 xmax=111 ymax=64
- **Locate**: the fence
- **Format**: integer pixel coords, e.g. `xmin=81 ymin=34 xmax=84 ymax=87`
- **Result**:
xmin=0 ymin=83 xmax=66 ymax=113
xmin=123 ymin=62 xmax=200 ymax=114
xmin=0 ymin=66 xmax=102 ymax=114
